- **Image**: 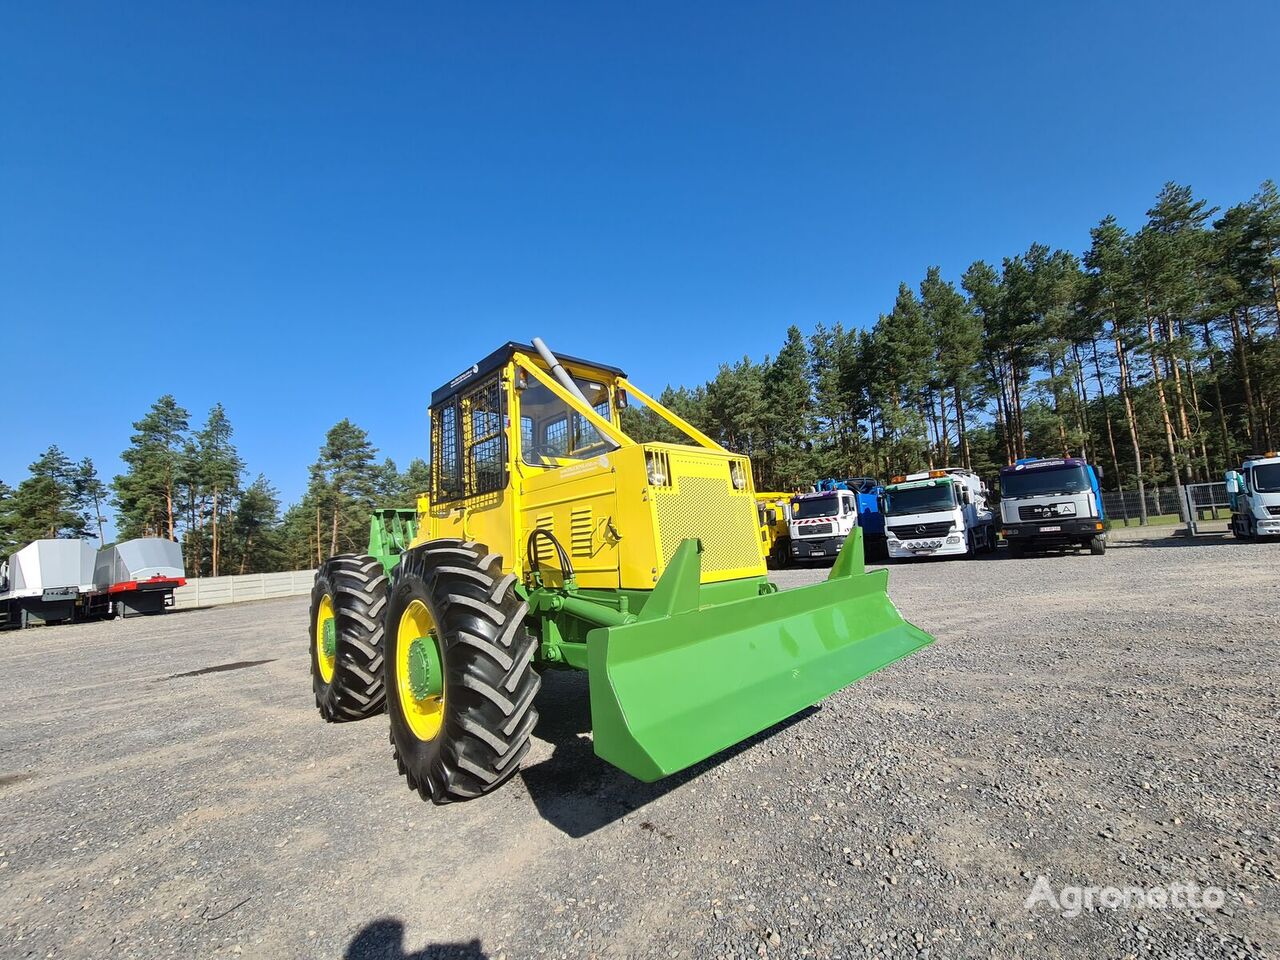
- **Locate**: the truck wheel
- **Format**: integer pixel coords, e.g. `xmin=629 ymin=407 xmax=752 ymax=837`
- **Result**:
xmin=1090 ymin=536 xmax=1106 ymax=556
xmin=385 ymin=540 xmax=540 ymax=803
xmin=310 ymin=554 xmax=389 ymax=722
xmin=965 ymin=532 xmax=978 ymax=559
xmin=985 ymin=526 xmax=998 ymax=553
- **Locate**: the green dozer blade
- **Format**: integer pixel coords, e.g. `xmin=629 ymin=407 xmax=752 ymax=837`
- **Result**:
xmin=587 ymin=532 xmax=934 ymax=782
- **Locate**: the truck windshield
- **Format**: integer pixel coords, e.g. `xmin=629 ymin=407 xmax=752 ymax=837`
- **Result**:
xmin=1001 ymin=465 xmax=1090 ymax=499
xmin=1253 ymin=463 xmax=1280 ymax=492
xmin=884 ymin=484 xmax=953 ymax=515
xmin=792 ymin=495 xmax=839 ymax=519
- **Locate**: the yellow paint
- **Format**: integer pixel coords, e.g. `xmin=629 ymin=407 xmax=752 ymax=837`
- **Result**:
xmin=410 ymin=348 xmax=768 ymax=591
xmin=314 ymin=593 xmax=336 ymax=684
xmin=396 ymin=598 xmax=445 ymax=742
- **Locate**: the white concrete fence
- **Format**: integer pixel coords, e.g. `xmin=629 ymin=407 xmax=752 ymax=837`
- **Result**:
xmin=172 ymin=569 xmax=317 ymax=609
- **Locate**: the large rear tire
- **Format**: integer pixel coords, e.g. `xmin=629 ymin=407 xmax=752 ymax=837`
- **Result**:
xmin=385 ymin=539 xmax=540 ymax=803
xmin=310 ymin=554 xmax=389 ymax=722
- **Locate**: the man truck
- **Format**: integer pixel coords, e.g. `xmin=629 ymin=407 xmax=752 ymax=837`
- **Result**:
xmin=998 ymin=457 xmax=1107 ymax=556
xmin=1225 ymin=451 xmax=1280 ymax=539
xmin=788 ymin=488 xmax=862 ymax=563
xmin=882 ymin=468 xmax=996 ymax=560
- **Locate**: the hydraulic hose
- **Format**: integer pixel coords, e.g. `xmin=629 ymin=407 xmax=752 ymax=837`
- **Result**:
xmin=526 ymin=529 xmax=574 ymax=581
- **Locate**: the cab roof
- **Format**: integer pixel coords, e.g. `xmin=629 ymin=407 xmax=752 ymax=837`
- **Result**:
xmin=430 ymin=342 xmax=627 ymax=408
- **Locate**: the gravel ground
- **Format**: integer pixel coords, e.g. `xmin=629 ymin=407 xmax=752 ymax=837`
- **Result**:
xmin=2 ymin=530 xmax=1276 ymax=960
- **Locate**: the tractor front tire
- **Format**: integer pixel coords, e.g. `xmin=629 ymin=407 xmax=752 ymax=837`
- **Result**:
xmin=310 ymin=554 xmax=389 ymax=722
xmin=1090 ymin=536 xmax=1106 ymax=556
xmin=385 ymin=540 xmax=540 ymax=803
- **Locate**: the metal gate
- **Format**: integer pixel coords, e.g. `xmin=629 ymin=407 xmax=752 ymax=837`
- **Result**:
xmin=1181 ymin=482 xmax=1231 ymax=536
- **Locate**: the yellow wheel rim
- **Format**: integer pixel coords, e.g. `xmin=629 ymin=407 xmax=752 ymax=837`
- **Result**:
xmin=315 ymin=594 xmax=337 ymax=684
xmin=396 ymin=598 xmax=446 ymax=742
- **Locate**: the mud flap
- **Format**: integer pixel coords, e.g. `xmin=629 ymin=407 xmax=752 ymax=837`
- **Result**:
xmin=587 ymin=533 xmax=934 ymax=781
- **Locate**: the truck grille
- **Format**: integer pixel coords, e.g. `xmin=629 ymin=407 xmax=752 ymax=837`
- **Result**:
xmin=653 ymin=475 xmax=764 ymax=581
xmin=798 ymin=522 xmax=834 ymax=536
xmin=1269 ymin=506 xmax=1280 ymax=517
xmin=890 ymin=521 xmax=952 ymax=539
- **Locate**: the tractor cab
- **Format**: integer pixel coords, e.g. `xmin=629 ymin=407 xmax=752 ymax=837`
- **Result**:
xmin=422 ymin=340 xmax=763 ymax=591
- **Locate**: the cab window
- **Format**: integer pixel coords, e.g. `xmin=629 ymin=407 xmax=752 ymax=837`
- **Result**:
xmin=519 ymin=377 xmax=613 ymax=466
xmin=431 ymin=375 xmax=507 ymax=503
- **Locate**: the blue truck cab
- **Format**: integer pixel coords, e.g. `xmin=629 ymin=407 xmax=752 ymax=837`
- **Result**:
xmin=998 ymin=457 xmax=1107 ymax=556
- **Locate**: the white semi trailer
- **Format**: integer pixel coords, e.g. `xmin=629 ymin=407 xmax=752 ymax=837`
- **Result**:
xmin=1225 ymin=451 xmax=1280 ymax=539
xmin=882 ymin=468 xmax=996 ymax=560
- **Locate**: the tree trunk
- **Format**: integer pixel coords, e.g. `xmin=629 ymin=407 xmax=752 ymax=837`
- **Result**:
xmin=953 ymin=383 xmax=971 ymax=470
xmin=330 ymin=505 xmax=339 ymax=558
xmin=1228 ymin=308 xmax=1258 ymax=444
xmin=1160 ymin=316 xmax=1195 ymax=483
xmin=211 ymin=487 xmax=219 ymax=578
xmin=1114 ymin=332 xmax=1148 ymax=524
xmin=1088 ymin=340 xmax=1123 ymax=487
xmin=1145 ymin=313 xmax=1181 ymax=485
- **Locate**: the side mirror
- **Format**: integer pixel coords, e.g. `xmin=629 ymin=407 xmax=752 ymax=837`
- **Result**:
xmin=1225 ymin=473 xmax=1240 ymax=494
xmin=616 ymin=388 xmax=628 ymax=410
xmin=1094 ymin=463 xmax=1104 ymax=479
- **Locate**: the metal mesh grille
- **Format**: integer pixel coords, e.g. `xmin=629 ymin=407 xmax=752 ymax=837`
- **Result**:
xmin=654 ymin=476 xmax=762 ymax=576
xmin=432 ymin=402 xmax=462 ymax=502
xmin=464 ymin=377 xmax=505 ymax=497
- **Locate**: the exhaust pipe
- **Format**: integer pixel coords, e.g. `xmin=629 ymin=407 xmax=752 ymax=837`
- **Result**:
xmin=531 ymin=337 xmax=619 ymax=450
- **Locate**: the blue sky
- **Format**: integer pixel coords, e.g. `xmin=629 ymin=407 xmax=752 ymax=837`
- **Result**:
xmin=3 ymin=1 xmax=1276 ymax=528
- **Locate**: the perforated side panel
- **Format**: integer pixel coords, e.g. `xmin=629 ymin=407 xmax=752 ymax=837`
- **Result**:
xmin=653 ymin=476 xmax=762 ymax=576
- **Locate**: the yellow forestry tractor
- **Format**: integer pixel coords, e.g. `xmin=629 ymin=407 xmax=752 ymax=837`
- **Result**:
xmin=308 ymin=339 xmax=932 ymax=802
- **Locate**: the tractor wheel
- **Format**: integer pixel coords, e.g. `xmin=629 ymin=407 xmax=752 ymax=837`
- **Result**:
xmin=385 ymin=539 xmax=540 ymax=803
xmin=309 ymin=554 xmax=389 ymax=722
xmin=1090 ymin=536 xmax=1106 ymax=556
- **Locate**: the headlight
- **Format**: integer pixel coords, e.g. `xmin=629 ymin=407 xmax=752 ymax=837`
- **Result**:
xmin=647 ymin=460 xmax=667 ymax=486
xmin=729 ymin=461 xmax=747 ymax=490
xmin=946 ymin=536 xmax=961 ymax=544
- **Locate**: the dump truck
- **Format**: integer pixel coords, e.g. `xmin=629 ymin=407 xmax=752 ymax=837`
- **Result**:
xmin=754 ymin=491 xmax=793 ymax=568
xmin=998 ymin=456 xmax=1107 ymax=556
xmin=1225 ymin=451 xmax=1280 ymax=539
xmin=883 ymin=468 xmax=996 ymax=560
xmin=308 ymin=339 xmax=934 ymax=803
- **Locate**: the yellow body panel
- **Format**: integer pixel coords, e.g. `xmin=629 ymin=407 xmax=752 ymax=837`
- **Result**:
xmin=410 ymin=353 xmax=767 ymax=588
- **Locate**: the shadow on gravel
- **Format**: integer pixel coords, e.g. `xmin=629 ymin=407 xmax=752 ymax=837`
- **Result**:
xmin=345 ymin=919 xmax=487 ymax=959
xmin=521 ymin=670 xmax=815 ymax=839
xmin=157 ymin=658 xmax=277 ymax=680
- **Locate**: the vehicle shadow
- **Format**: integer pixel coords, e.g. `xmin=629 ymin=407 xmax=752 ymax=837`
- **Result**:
xmin=344 ymin=918 xmax=487 ymax=959
xmin=520 ymin=669 xmax=815 ymax=839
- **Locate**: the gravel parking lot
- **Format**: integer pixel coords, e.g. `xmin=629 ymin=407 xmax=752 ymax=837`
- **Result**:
xmin=2 ymin=530 xmax=1277 ymax=960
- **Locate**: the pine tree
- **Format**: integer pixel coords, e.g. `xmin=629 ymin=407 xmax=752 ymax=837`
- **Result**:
xmin=8 ymin=446 xmax=88 ymax=544
xmin=114 ymin=395 xmax=190 ymax=540
xmin=309 ymin=419 xmax=382 ymax=561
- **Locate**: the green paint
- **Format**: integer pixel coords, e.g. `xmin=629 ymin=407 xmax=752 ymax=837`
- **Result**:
xmin=322 ymin=618 xmax=336 ymax=658
xmin=367 ymin=508 xmax=419 ymax=575
xmin=407 ymin=636 xmax=442 ymax=701
xmin=585 ymin=531 xmax=934 ymax=782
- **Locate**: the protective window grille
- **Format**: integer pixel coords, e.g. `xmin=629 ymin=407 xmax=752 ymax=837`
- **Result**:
xmin=432 ymin=402 xmax=462 ymax=502
xmin=463 ymin=377 xmax=506 ymax=498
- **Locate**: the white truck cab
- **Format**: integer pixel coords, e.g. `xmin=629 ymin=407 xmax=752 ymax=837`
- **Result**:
xmin=1225 ymin=452 xmax=1280 ymax=539
xmin=883 ymin=468 xmax=996 ymax=560
xmin=788 ymin=489 xmax=859 ymax=562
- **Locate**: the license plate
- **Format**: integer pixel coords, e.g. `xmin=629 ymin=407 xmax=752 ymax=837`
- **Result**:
xmin=810 ymin=551 xmax=825 ymax=557
xmin=1041 ymin=525 xmax=1061 ymax=532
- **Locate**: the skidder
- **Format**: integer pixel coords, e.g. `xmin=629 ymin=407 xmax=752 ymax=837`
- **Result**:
xmin=309 ymin=339 xmax=934 ymax=803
